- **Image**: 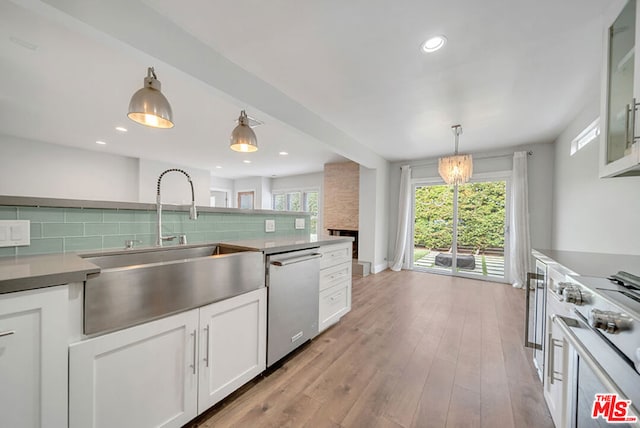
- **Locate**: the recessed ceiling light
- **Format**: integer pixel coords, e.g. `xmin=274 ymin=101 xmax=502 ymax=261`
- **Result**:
xmin=215 ymin=165 xmax=222 ymax=169
xmin=96 ymin=140 xmax=107 ymax=145
xmin=115 ymin=126 xmax=128 ymax=132
xmin=243 ymin=160 xmax=251 ymax=164
xmin=421 ymin=35 xmax=447 ymax=53
xmin=279 ymin=151 xmax=289 ymax=156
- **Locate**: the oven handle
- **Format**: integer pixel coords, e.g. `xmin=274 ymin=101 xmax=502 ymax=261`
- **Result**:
xmin=554 ymin=315 xmax=635 ymax=407
xmin=270 ymin=253 xmax=321 ymax=266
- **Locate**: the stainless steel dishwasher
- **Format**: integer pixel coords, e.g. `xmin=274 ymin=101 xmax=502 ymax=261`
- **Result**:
xmin=266 ymin=248 xmax=321 ymax=367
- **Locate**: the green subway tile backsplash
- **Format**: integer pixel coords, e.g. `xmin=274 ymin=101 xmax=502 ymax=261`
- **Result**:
xmin=65 ymin=236 xmax=103 ymax=252
xmin=18 ymin=207 xmax=64 ymax=222
xmin=0 ymin=247 xmax=16 ymax=257
xmin=17 ymin=238 xmax=64 ymax=256
xmin=85 ymin=223 xmax=119 ymax=236
xmin=0 ymin=205 xmax=310 ymax=256
xmin=65 ymin=208 xmax=104 ymax=223
xmin=42 ymin=223 xmax=84 ymax=237
xmin=0 ymin=207 xmax=17 ymax=220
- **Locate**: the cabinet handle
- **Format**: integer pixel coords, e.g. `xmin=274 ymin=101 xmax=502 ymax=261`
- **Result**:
xmin=0 ymin=330 xmax=15 ymax=338
xmin=626 ymin=98 xmax=640 ymax=147
xmin=204 ymin=324 xmax=210 ymax=368
xmin=190 ymin=329 xmax=197 ymax=375
xmin=551 ymin=338 xmax=563 ymax=382
xmin=633 ymin=98 xmax=639 ymax=143
xmin=524 ymin=272 xmax=543 ymax=349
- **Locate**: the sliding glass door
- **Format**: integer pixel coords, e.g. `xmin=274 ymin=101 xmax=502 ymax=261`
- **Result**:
xmin=411 ymin=174 xmax=510 ymax=282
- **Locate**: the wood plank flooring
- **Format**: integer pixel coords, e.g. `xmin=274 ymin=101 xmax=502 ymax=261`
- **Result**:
xmin=187 ymin=270 xmax=553 ymax=428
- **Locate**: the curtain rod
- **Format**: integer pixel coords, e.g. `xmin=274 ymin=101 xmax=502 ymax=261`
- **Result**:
xmin=407 ymin=150 xmax=533 ymax=169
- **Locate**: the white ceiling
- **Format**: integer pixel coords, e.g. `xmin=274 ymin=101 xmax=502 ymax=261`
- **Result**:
xmin=1 ymin=0 xmax=612 ymax=179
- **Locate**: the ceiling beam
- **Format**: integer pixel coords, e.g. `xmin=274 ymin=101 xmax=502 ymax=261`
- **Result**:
xmin=17 ymin=0 xmax=387 ymax=169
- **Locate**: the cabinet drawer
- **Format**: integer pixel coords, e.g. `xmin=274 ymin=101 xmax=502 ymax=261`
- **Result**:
xmin=319 ymin=262 xmax=352 ymax=292
xmin=319 ymin=283 xmax=350 ymax=332
xmin=319 ymin=243 xmax=352 ymax=269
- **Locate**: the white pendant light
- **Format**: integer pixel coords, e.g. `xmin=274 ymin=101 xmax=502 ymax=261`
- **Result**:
xmin=230 ymin=110 xmax=258 ymax=152
xmin=438 ymin=124 xmax=473 ymax=185
xmin=128 ymin=67 xmax=174 ymax=129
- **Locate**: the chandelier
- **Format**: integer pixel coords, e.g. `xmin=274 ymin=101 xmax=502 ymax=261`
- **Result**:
xmin=438 ymin=124 xmax=473 ymax=185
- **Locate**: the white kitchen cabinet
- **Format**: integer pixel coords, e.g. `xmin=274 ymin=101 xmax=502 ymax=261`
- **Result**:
xmin=0 ymin=286 xmax=68 ymax=428
xmin=543 ymin=268 xmax=572 ymax=428
xmin=318 ymin=242 xmax=352 ymax=333
xmin=69 ymin=309 xmax=200 ymax=428
xmin=600 ymin=0 xmax=640 ymax=177
xmin=69 ymin=288 xmax=267 ymax=428
xmin=198 ymin=288 xmax=266 ymax=411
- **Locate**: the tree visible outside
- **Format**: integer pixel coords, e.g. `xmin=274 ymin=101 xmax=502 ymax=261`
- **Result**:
xmin=414 ymin=181 xmax=506 ymax=253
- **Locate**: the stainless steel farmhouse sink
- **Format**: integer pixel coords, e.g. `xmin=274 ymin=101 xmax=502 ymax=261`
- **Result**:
xmin=81 ymin=244 xmax=264 ymax=335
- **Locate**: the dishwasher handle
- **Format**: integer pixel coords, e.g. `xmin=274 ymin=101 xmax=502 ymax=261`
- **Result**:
xmin=270 ymin=253 xmax=321 ymax=266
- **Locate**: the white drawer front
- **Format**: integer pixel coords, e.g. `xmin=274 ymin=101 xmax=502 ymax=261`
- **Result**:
xmin=319 ymin=283 xmax=350 ymax=332
xmin=319 ymin=243 xmax=352 ymax=269
xmin=319 ymin=262 xmax=352 ymax=292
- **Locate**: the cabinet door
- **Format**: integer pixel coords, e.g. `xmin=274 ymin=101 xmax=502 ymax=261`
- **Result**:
xmin=69 ymin=310 xmax=199 ymax=428
xmin=544 ymin=310 xmax=568 ymax=428
xmin=198 ymin=288 xmax=266 ymax=412
xmin=600 ymin=0 xmax=640 ymax=177
xmin=0 ymin=286 xmax=68 ymax=428
xmin=319 ymin=280 xmax=351 ymax=333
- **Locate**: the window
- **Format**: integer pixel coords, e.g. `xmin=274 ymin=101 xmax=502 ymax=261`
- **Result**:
xmin=237 ymin=191 xmax=254 ymax=209
xmin=272 ymin=190 xmax=319 ymax=237
xmin=570 ymin=117 xmax=600 ymax=156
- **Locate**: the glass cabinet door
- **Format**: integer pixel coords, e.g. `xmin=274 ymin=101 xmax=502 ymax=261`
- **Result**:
xmin=606 ymin=0 xmax=636 ymax=165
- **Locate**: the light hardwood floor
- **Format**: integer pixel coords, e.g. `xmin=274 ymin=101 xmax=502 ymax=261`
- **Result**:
xmin=188 ymin=270 xmax=553 ymax=428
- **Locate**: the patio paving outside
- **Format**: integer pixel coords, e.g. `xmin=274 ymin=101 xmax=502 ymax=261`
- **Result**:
xmin=414 ymin=250 xmax=505 ymax=278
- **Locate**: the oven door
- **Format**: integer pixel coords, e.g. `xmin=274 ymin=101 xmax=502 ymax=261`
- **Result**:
xmin=555 ymin=315 xmax=640 ymax=427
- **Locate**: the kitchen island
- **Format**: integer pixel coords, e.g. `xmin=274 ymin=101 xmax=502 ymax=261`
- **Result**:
xmin=0 ymin=234 xmax=353 ymax=428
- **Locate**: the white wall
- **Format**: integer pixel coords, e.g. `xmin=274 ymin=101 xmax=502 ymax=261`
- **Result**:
xmin=271 ymin=172 xmax=323 ymax=192
xmin=359 ymin=163 xmax=390 ymax=273
xmin=138 ymin=159 xmax=211 ymax=206
xmin=210 ymin=175 xmax=233 ymax=191
xmin=232 ymin=176 xmax=272 ymax=209
xmin=552 ymin=92 xmax=640 ymax=255
xmin=0 ymin=134 xmax=139 ymax=201
xmin=387 ymin=143 xmax=555 ymax=265
xmin=0 ymin=135 xmax=214 ymax=206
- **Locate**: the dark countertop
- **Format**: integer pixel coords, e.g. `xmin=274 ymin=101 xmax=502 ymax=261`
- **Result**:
xmin=0 ymin=235 xmax=353 ymax=294
xmin=0 ymin=253 xmax=100 ymax=294
xmin=532 ymin=249 xmax=640 ymax=278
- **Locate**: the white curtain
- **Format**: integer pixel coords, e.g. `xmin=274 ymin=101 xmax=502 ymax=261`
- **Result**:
xmin=509 ymin=151 xmax=531 ymax=288
xmin=391 ymin=165 xmax=411 ymax=271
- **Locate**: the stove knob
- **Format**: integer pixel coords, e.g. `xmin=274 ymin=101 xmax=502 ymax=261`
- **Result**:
xmin=563 ymin=286 xmax=584 ymax=305
xmin=589 ymin=309 xmax=632 ymax=334
xmin=556 ymin=282 xmax=572 ymax=299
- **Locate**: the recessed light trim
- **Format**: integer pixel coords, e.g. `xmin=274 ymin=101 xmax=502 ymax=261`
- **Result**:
xmin=243 ymin=160 xmax=251 ymax=164
xmin=115 ymin=126 xmax=128 ymax=132
xmin=215 ymin=165 xmax=222 ymax=169
xmin=96 ymin=140 xmax=107 ymax=145
xmin=422 ymin=35 xmax=447 ymax=53
xmin=279 ymin=151 xmax=289 ymax=156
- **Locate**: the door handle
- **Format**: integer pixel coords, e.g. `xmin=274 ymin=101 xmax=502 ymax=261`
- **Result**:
xmin=0 ymin=330 xmax=15 ymax=338
xmin=524 ymin=272 xmax=543 ymax=349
